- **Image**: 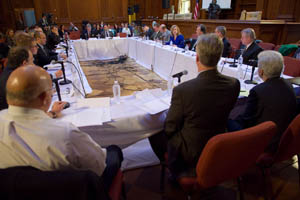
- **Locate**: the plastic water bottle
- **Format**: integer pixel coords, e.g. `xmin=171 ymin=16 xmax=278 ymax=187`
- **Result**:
xmin=167 ymin=77 xmax=174 ymax=96
xmin=185 ymin=44 xmax=189 ymax=51
xmin=113 ymin=81 xmax=121 ymax=104
xmin=238 ymin=55 xmax=243 ymax=67
xmin=170 ymin=40 xmax=173 ymax=46
xmin=237 ymin=64 xmax=244 ymax=80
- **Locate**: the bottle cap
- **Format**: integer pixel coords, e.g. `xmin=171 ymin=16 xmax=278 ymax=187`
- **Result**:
xmin=114 ymin=80 xmax=118 ymax=84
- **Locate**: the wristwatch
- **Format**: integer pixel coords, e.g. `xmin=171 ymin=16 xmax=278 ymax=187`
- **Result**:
xmin=49 ymin=111 xmax=57 ymax=119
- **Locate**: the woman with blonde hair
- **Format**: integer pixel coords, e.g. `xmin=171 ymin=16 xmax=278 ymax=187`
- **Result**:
xmin=166 ymin=25 xmax=185 ymax=48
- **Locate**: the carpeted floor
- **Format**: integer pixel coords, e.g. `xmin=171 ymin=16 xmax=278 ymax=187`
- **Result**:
xmin=80 ymin=59 xmax=300 ymax=200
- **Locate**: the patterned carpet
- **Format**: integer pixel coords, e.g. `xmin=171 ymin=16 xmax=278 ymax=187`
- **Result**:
xmin=80 ymin=59 xmax=300 ymax=200
xmin=80 ymin=58 xmax=167 ymax=98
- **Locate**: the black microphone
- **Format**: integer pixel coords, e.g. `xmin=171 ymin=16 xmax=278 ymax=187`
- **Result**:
xmin=51 ymin=77 xmax=63 ymax=101
xmin=51 ymin=61 xmax=72 ymax=85
xmin=172 ymin=70 xmax=188 ymax=83
xmin=244 ymin=59 xmax=258 ymax=85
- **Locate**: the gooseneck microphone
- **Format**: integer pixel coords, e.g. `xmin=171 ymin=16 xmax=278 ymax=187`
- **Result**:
xmin=172 ymin=70 xmax=188 ymax=83
xmin=51 ymin=61 xmax=72 ymax=85
xmin=244 ymin=59 xmax=258 ymax=85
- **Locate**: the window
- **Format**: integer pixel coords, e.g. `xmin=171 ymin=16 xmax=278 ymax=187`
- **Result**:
xmin=178 ymin=0 xmax=191 ymax=14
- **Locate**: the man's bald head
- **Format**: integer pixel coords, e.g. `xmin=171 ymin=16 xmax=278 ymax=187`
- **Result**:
xmin=6 ymin=65 xmax=52 ymax=110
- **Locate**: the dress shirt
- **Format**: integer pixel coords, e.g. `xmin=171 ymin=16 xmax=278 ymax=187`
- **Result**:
xmin=122 ymin=28 xmax=131 ymax=36
xmin=0 ymin=106 xmax=107 ymax=176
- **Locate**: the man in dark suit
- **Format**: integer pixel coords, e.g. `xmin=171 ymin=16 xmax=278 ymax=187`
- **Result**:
xmin=142 ymin=25 xmax=154 ymax=39
xmin=163 ymin=34 xmax=240 ymax=177
xmin=189 ymin=24 xmax=206 ymax=51
xmin=237 ymin=28 xmax=263 ymax=65
xmin=34 ymin=31 xmax=66 ymax=68
xmin=229 ymin=50 xmax=297 ymax=153
xmin=0 ymin=47 xmax=33 ymax=110
xmin=215 ymin=26 xmax=232 ymax=58
xmin=150 ymin=22 xmax=162 ymax=40
xmin=47 ymin=26 xmax=61 ymax=51
xmin=38 ymin=13 xmax=48 ymax=28
xmin=100 ymin=25 xmax=113 ymax=38
xmin=81 ymin=23 xmax=93 ymax=40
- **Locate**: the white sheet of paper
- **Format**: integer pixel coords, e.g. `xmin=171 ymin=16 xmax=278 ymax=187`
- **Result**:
xmin=77 ymin=97 xmax=110 ymax=108
xmin=138 ymin=98 xmax=170 ymax=115
xmin=160 ymin=96 xmax=171 ymax=106
xmin=61 ymin=107 xmax=103 ymax=126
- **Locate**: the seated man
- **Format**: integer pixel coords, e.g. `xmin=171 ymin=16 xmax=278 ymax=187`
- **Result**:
xmin=47 ymin=25 xmax=61 ymax=51
xmin=34 ymin=31 xmax=66 ymax=68
xmin=0 ymin=65 xmax=123 ymax=190
xmin=150 ymin=22 xmax=162 ymax=40
xmin=100 ymin=24 xmax=114 ymax=38
xmin=237 ymin=28 xmax=263 ymax=65
xmin=151 ymin=34 xmax=240 ymax=177
xmin=189 ymin=24 xmax=206 ymax=51
xmin=142 ymin=25 xmax=154 ymax=39
xmin=229 ymin=51 xmax=297 ymax=153
xmin=159 ymin=24 xmax=171 ymax=43
xmin=0 ymin=47 xmax=33 ymax=110
xmin=215 ymin=26 xmax=232 ymax=58
xmin=81 ymin=23 xmax=92 ymax=39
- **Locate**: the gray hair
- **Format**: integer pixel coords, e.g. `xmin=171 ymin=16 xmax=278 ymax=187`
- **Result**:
xmin=86 ymin=24 xmax=92 ymax=29
xmin=215 ymin=26 xmax=226 ymax=37
xmin=241 ymin=28 xmax=256 ymax=41
xmin=258 ymin=50 xmax=283 ymax=79
xmin=196 ymin=33 xmax=223 ymax=67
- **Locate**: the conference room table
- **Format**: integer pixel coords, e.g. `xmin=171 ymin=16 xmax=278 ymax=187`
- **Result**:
xmin=52 ymin=37 xmax=291 ymax=170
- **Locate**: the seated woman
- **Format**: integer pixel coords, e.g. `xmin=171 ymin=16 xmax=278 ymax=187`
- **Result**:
xmin=166 ymin=25 xmax=185 ymax=48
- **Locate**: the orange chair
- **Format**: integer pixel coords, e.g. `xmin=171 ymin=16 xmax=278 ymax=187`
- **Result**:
xmin=257 ymin=114 xmax=300 ymax=187
xmin=283 ymin=56 xmax=300 ymax=77
xmin=109 ymin=169 xmax=126 ymax=200
xmin=173 ymin=122 xmax=276 ymax=200
xmin=69 ymin=30 xmax=81 ymax=40
xmin=258 ymin=42 xmax=275 ymax=50
xmin=119 ymin=33 xmax=127 ymax=38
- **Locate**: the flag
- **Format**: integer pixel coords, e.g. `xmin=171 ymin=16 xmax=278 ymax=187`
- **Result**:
xmin=194 ymin=0 xmax=199 ymax=19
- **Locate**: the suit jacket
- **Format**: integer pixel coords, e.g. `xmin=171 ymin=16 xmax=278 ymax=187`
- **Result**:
xmin=47 ymin=32 xmax=61 ymax=51
xmin=145 ymin=29 xmax=154 ymax=39
xmin=34 ymin=44 xmax=58 ymax=68
xmin=241 ymin=42 xmax=263 ymax=65
xmin=150 ymin=31 xmax=162 ymax=40
xmin=100 ymin=30 xmax=114 ymax=38
xmin=165 ymin=69 xmax=240 ymax=167
xmin=81 ymin=30 xmax=92 ymax=40
xmin=0 ymin=43 xmax=9 ymax=59
xmin=235 ymin=77 xmax=297 ymax=153
xmin=222 ymin=37 xmax=232 ymax=58
xmin=0 ymin=63 xmax=15 ymax=111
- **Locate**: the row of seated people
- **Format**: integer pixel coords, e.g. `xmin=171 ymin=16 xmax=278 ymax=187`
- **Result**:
xmin=0 ymin=28 xmax=124 ymax=196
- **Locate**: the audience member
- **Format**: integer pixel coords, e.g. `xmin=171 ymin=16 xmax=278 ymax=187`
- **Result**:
xmin=0 ymin=65 xmax=123 ymax=189
xmin=0 ymin=47 xmax=34 ymax=110
xmin=92 ymin=24 xmax=102 ymax=37
xmin=101 ymin=25 xmax=113 ymax=38
xmin=159 ymin=24 xmax=171 ymax=43
xmin=150 ymin=34 xmax=240 ymax=178
xmin=215 ymin=26 xmax=232 ymax=57
xmin=151 ymin=22 xmax=162 ymax=40
xmin=58 ymin=24 xmax=66 ymax=39
xmin=237 ymin=28 xmax=263 ymax=65
xmin=47 ymin=26 xmax=61 ymax=51
xmin=0 ymin=33 xmax=9 ymax=59
xmin=34 ymin=31 xmax=65 ymax=68
xmin=166 ymin=25 xmax=185 ymax=48
xmin=38 ymin=13 xmax=49 ymax=28
xmin=81 ymin=24 xmax=92 ymax=39
xmin=228 ymin=50 xmax=297 ymax=153
xmin=122 ymin=23 xmax=131 ymax=37
xmin=189 ymin=24 xmax=206 ymax=51
xmin=5 ymin=29 xmax=15 ymax=47
xmin=143 ymin=25 xmax=154 ymax=39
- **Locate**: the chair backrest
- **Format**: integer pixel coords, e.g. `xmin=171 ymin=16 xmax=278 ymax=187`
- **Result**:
xmin=0 ymin=166 xmax=110 ymax=200
xmin=196 ymin=121 xmax=277 ymax=188
xmin=283 ymin=56 xmax=300 ymax=77
xmin=69 ymin=30 xmax=81 ymax=40
xmin=119 ymin=32 xmax=127 ymax=38
xmin=228 ymin=38 xmax=242 ymax=58
xmin=258 ymin=42 xmax=275 ymax=50
xmin=274 ymin=114 xmax=300 ymax=162
xmin=275 ymin=45 xmax=281 ymax=51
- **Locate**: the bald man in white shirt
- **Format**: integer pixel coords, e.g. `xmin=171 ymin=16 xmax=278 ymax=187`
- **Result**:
xmin=0 ymin=65 xmax=123 ymax=190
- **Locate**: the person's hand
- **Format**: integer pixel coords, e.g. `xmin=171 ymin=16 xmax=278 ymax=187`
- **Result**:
xmin=49 ymin=101 xmax=68 ymax=117
xmin=60 ymin=53 xmax=67 ymax=60
xmin=55 ymin=70 xmax=63 ymax=78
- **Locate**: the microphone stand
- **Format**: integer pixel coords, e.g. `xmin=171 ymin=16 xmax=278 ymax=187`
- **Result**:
xmin=52 ymin=77 xmax=63 ymax=101
xmin=59 ymin=62 xmax=72 ymax=85
xmin=244 ymin=60 xmax=258 ymax=85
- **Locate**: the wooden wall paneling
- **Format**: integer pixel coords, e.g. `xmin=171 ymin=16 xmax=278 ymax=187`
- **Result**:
xmin=69 ymin=0 xmax=99 ymax=23
xmin=0 ymin=0 xmax=15 ymax=31
xmin=277 ymin=0 xmax=297 ymax=21
xmin=54 ymin=0 xmax=69 ymax=23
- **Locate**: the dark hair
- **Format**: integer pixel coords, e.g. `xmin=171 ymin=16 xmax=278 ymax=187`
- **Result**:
xmin=7 ymin=47 xmax=29 ymax=67
xmin=197 ymin=24 xmax=207 ymax=34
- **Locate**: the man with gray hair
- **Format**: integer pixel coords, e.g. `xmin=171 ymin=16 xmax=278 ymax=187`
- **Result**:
xmin=162 ymin=34 xmax=240 ymax=177
xmin=238 ymin=28 xmax=263 ymax=65
xmin=215 ymin=26 xmax=232 ymax=57
xmin=229 ymin=50 xmax=297 ymax=153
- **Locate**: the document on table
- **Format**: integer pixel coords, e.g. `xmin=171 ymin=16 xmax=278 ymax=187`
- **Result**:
xmin=61 ymin=97 xmax=111 ymax=127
